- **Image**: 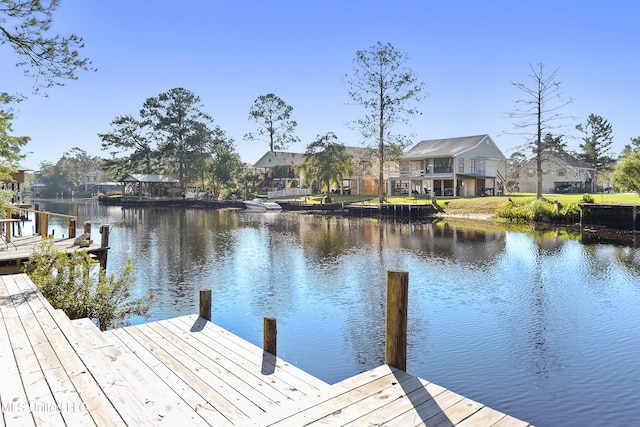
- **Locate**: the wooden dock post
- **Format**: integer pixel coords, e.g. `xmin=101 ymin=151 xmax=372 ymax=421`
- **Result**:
xmin=34 ymin=203 xmax=40 ymax=234
xmin=386 ymin=269 xmax=409 ymax=371
xmin=199 ymin=288 xmax=212 ymax=321
xmin=98 ymin=224 xmax=111 ymax=270
xmin=264 ymin=317 xmax=277 ymax=356
xmin=40 ymin=211 xmax=49 ymax=238
xmin=84 ymin=221 xmax=92 ymax=235
xmin=68 ymin=218 xmax=77 ymax=239
xmin=4 ymin=208 xmax=13 ymax=244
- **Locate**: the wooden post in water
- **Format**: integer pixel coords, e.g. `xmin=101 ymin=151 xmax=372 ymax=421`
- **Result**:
xmin=40 ymin=211 xmax=49 ymax=238
xmin=264 ymin=317 xmax=277 ymax=356
xmin=98 ymin=224 xmax=111 ymax=270
xmin=199 ymin=288 xmax=211 ymax=321
xmin=386 ymin=269 xmax=409 ymax=371
xmin=84 ymin=221 xmax=92 ymax=235
xmin=34 ymin=204 xmax=40 ymax=235
xmin=68 ymin=218 xmax=77 ymax=239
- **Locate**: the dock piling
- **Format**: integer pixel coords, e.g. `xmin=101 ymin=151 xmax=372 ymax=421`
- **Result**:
xmin=40 ymin=211 xmax=49 ymax=237
xmin=98 ymin=224 xmax=110 ymax=269
xmin=68 ymin=218 xmax=77 ymax=239
xmin=199 ymin=288 xmax=212 ymax=321
xmin=263 ymin=317 xmax=277 ymax=356
xmin=386 ymin=269 xmax=409 ymax=371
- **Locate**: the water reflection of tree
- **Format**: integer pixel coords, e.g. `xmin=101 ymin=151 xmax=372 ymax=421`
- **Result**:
xmin=297 ymin=215 xmax=357 ymax=265
xmin=612 ymin=246 xmax=640 ymax=279
xmin=118 ymin=208 xmax=243 ymax=317
xmin=499 ymin=234 xmax=566 ymax=384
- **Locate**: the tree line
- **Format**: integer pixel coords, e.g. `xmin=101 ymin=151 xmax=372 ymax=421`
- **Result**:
xmin=4 ymin=2 xmax=640 ymax=199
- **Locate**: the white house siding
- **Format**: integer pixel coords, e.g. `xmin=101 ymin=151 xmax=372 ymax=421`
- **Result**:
xmin=393 ymin=135 xmax=507 ymax=197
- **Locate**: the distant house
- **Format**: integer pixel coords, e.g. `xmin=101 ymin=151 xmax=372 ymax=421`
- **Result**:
xmin=342 ymin=146 xmax=378 ymax=196
xmin=518 ymin=153 xmax=596 ymax=194
xmin=391 ymin=135 xmax=507 ymax=197
xmin=252 ymin=148 xmax=381 ymax=197
xmin=119 ymin=174 xmax=179 ymax=197
xmin=251 ymin=151 xmax=306 ymax=195
xmin=1 ymin=167 xmax=31 ymax=203
xmin=83 ymin=170 xmax=120 ymax=195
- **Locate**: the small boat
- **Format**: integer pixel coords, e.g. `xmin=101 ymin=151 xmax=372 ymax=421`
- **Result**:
xmin=243 ymin=198 xmax=282 ymax=211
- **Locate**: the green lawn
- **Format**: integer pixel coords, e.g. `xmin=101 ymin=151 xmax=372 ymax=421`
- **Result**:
xmin=504 ymin=192 xmax=640 ymax=205
xmin=281 ymin=192 xmax=640 ymax=213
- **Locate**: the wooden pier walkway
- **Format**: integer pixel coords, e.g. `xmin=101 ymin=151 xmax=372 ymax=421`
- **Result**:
xmin=0 ymin=273 xmax=532 ymax=426
xmin=0 ymin=234 xmax=107 ymax=275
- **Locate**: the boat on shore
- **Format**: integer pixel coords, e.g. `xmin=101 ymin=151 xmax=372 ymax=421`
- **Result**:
xmin=243 ymin=198 xmax=282 ymax=211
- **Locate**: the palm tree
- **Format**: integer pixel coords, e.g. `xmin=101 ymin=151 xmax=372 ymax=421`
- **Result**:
xmin=302 ymin=132 xmax=353 ymax=201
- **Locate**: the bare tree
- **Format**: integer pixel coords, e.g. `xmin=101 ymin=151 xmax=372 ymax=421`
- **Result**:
xmin=344 ymin=41 xmax=425 ymax=203
xmin=507 ymin=62 xmax=572 ymax=199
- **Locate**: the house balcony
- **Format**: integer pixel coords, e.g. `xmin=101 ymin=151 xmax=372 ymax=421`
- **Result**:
xmin=392 ymin=168 xmax=456 ymax=179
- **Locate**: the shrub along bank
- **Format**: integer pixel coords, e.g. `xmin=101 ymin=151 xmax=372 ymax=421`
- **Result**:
xmin=386 ymin=192 xmax=640 ymax=224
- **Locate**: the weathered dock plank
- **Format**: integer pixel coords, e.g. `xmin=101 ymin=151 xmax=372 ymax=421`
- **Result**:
xmin=106 ymin=323 xmax=230 ymax=425
xmin=171 ymin=315 xmax=329 ymax=396
xmin=0 ymin=275 xmax=89 ymax=426
xmin=56 ymin=312 xmax=209 ymax=426
xmin=111 ymin=321 xmax=250 ymax=424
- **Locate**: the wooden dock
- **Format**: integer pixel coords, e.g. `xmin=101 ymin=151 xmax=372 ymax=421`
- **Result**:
xmin=2 ymin=206 xmax=110 ymax=274
xmin=0 ymin=273 xmax=533 ymax=426
xmin=0 ymin=234 xmax=107 ymax=275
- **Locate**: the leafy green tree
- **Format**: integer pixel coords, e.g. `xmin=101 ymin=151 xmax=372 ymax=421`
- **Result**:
xmin=303 ymin=132 xmax=353 ymax=200
xmin=505 ymin=150 xmax=527 ymax=192
xmin=0 ymin=189 xmax=13 ymax=214
xmin=620 ymin=136 xmax=640 ymax=158
xmin=611 ymin=151 xmax=640 ymax=195
xmin=1 ymin=0 xmax=93 ymax=93
xmin=576 ymin=114 xmax=615 ymax=172
xmin=244 ymin=93 xmax=300 ymax=152
xmin=99 ymin=115 xmax=156 ymax=176
xmin=344 ymin=41 xmax=425 ymax=203
xmin=25 ymin=240 xmax=153 ymax=331
xmin=56 ymin=147 xmax=102 ymax=190
xmin=508 ymin=62 xmax=573 ymax=199
xmin=208 ymin=131 xmax=242 ymax=199
xmin=239 ymin=171 xmax=262 ymax=198
xmin=140 ymin=88 xmax=215 ymax=189
xmin=0 ymin=95 xmax=28 ymax=181
xmin=36 ymin=160 xmax=72 ymax=196
xmin=35 ymin=149 xmax=101 ymax=196
xmin=541 ymin=133 xmax=568 ymax=155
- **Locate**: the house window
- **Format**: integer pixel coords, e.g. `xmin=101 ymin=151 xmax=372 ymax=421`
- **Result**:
xmin=458 ymin=158 xmax=464 ymax=173
xmin=470 ymin=159 xmax=476 ymax=173
xmin=527 ymin=169 xmax=535 ymax=177
xmin=558 ymin=169 xmax=565 ymax=177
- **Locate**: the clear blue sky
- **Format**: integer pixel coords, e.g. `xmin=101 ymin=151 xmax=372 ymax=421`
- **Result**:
xmin=3 ymin=0 xmax=639 ymax=171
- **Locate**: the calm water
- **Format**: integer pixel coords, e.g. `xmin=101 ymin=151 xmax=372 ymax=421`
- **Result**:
xmin=39 ymin=199 xmax=640 ymax=426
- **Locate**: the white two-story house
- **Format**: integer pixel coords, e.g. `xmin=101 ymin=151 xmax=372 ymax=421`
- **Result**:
xmin=390 ymin=134 xmax=506 ymax=197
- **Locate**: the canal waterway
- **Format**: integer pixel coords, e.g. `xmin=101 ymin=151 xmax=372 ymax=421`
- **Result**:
xmin=38 ymin=199 xmax=640 ymax=426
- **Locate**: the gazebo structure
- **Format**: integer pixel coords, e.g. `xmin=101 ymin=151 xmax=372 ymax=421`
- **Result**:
xmin=119 ymin=174 xmax=180 ymax=197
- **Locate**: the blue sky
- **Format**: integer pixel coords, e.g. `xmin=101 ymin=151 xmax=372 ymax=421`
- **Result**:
xmin=3 ymin=0 xmax=639 ymax=171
